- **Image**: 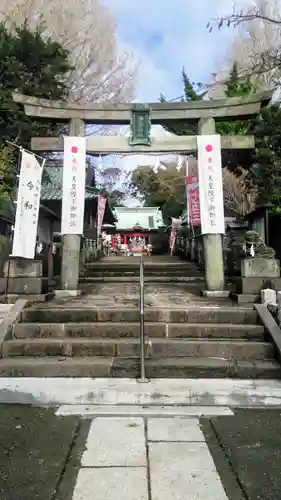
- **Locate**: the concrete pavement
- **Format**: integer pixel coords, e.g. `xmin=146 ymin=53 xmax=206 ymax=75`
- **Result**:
xmin=1 ymin=405 xmax=281 ymax=499
xmin=0 ymin=405 xmax=83 ymax=500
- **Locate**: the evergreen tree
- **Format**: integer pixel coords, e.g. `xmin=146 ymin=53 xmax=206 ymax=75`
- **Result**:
xmin=225 ymin=62 xmax=255 ymax=97
xmin=159 ymin=68 xmax=204 ymax=136
xmin=160 ymin=61 xmax=281 ymax=210
xmin=249 ymin=106 xmax=281 ymax=210
xmin=0 ymin=22 xmax=72 ymax=203
xmin=217 ymin=62 xmax=256 ymax=137
xmin=160 ymin=63 xmax=255 ymax=138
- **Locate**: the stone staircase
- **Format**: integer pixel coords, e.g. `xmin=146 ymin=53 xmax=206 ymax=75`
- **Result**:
xmin=0 ymin=303 xmax=280 ymax=378
xmin=81 ymin=256 xmax=205 ymax=283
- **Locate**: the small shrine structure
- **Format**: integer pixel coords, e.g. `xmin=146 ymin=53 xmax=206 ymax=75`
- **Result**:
xmin=112 ymin=206 xmax=164 ymax=253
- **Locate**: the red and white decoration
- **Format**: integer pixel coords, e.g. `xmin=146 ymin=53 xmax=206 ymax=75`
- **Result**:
xmin=61 ymin=137 xmax=87 ymax=235
xmin=197 ymin=135 xmax=225 ymax=234
xmin=97 ymin=196 xmax=107 ymax=237
xmin=186 ymin=174 xmax=201 ymax=227
xmin=169 ymin=218 xmax=181 ymax=254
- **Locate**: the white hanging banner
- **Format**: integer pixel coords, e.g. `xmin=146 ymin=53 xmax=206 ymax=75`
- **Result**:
xmin=12 ymin=150 xmax=44 ymax=259
xmin=61 ymin=137 xmax=86 ymax=235
xmin=97 ymin=196 xmax=107 ymax=237
xmin=197 ymin=135 xmax=225 ymax=234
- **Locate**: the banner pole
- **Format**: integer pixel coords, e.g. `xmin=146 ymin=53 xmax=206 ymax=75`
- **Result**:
xmin=4 ymin=148 xmax=23 ymax=303
xmin=186 ymin=158 xmax=190 ymax=228
xmin=6 ymin=140 xmax=46 ymax=162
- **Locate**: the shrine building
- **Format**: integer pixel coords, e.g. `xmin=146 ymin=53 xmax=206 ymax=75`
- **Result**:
xmin=112 ymin=207 xmax=164 ymax=253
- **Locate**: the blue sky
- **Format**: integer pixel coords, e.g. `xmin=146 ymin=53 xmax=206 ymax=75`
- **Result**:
xmin=105 ymin=0 xmax=245 ymax=102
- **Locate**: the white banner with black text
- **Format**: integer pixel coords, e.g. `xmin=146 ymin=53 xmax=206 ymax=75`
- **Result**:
xmin=61 ymin=137 xmax=87 ymax=235
xmin=12 ymin=150 xmax=44 ymax=259
xmin=197 ymin=134 xmax=225 ymax=234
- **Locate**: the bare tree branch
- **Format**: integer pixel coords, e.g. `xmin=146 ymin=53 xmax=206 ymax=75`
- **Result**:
xmin=223 ymin=167 xmax=257 ymax=217
xmin=212 ymin=0 xmax=281 ymax=29
xmin=209 ymin=1 xmax=281 ymax=92
xmin=0 ymin=0 xmax=138 ymax=103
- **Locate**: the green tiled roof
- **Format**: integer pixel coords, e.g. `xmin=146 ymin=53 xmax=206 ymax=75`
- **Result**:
xmin=41 ymin=167 xmax=99 ymax=201
xmin=114 ymin=207 xmax=164 ymax=231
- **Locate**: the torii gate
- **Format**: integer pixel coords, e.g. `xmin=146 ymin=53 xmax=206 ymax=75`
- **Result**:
xmin=13 ymin=91 xmax=272 ymax=294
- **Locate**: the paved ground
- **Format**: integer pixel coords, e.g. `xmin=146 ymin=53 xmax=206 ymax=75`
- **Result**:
xmin=78 ymin=254 xmax=232 ymax=308
xmin=47 ymin=281 xmax=234 ymax=309
xmin=0 ymin=304 xmax=12 ymax=323
xmin=1 ymin=405 xmax=281 ymax=499
xmin=0 ymin=405 xmax=83 ymax=500
xmin=206 ymin=409 xmax=281 ymax=500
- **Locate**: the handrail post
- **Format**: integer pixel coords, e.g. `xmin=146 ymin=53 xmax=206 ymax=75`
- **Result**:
xmin=138 ymin=252 xmax=148 ymax=382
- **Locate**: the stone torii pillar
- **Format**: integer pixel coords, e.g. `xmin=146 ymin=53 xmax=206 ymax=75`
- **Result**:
xmin=198 ymin=117 xmax=224 ymax=292
xmin=61 ymin=118 xmax=85 ymax=292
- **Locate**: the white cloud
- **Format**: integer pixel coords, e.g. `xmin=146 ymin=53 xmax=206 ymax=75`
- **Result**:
xmin=104 ymin=0 xmax=245 ymax=101
xmin=100 ymin=0 xmax=251 ymax=205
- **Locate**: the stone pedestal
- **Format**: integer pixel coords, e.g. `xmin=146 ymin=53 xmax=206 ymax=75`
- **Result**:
xmin=236 ymin=276 xmax=281 ymax=294
xmin=4 ymin=258 xmax=42 ymax=277
xmin=234 ymin=257 xmax=281 ymax=304
xmin=261 ymin=288 xmax=277 ymax=305
xmin=226 ymin=222 xmax=248 ymax=276
xmin=241 ymin=258 xmax=280 ymax=278
xmin=0 ymin=258 xmax=45 ymax=294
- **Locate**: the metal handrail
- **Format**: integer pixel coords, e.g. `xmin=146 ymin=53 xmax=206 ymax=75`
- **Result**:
xmin=138 ymin=253 xmax=147 ymax=382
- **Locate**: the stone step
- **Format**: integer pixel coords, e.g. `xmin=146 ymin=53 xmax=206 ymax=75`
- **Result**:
xmin=2 ymin=338 xmax=274 ymax=359
xmin=85 ymin=263 xmax=197 ymax=270
xmin=79 ymin=276 xmax=205 ymax=283
xmin=14 ymin=322 xmax=265 ymax=340
xmin=112 ymin=358 xmax=281 ymax=379
xmin=0 ymin=356 xmax=279 ymax=378
xmin=0 ymin=357 xmax=112 ymax=377
xmin=56 ymin=405 xmax=234 ymax=417
xmin=0 ymin=304 xmax=13 ymax=314
xmin=83 ymin=271 xmax=203 ymax=278
xmin=21 ymin=307 xmax=259 ymax=324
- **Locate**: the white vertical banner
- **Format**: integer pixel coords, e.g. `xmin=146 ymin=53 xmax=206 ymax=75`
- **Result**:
xmin=12 ymin=150 xmax=44 ymax=259
xmin=61 ymin=137 xmax=86 ymax=235
xmin=97 ymin=196 xmax=107 ymax=237
xmin=197 ymin=135 xmax=225 ymax=234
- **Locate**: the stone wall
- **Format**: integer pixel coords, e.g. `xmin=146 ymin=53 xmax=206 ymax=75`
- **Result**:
xmin=0 ymin=236 xmax=11 ymax=278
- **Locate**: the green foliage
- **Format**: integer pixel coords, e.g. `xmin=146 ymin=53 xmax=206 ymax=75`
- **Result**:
xmin=216 ymin=62 xmax=256 ymax=136
xmin=130 ymin=165 xmax=186 ymax=224
xmin=99 ymin=166 xmax=127 ymax=207
xmin=160 ymin=62 xmax=255 ymax=139
xmin=100 ymin=189 xmax=125 ymax=209
xmin=159 ymin=68 xmax=204 ymax=136
xmin=0 ymin=21 xmax=72 ymax=192
xmin=0 ymin=235 xmax=11 ymax=277
xmin=225 ymin=62 xmax=255 ymax=97
xmin=138 ymin=62 xmax=256 ymax=221
xmin=0 ymin=147 xmax=16 ymax=205
xmin=249 ymin=106 xmax=281 ymax=209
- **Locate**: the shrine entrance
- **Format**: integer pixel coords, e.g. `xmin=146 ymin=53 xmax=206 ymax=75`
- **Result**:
xmin=13 ymin=91 xmax=272 ymax=293
xmin=112 ymin=233 xmax=147 ymax=255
